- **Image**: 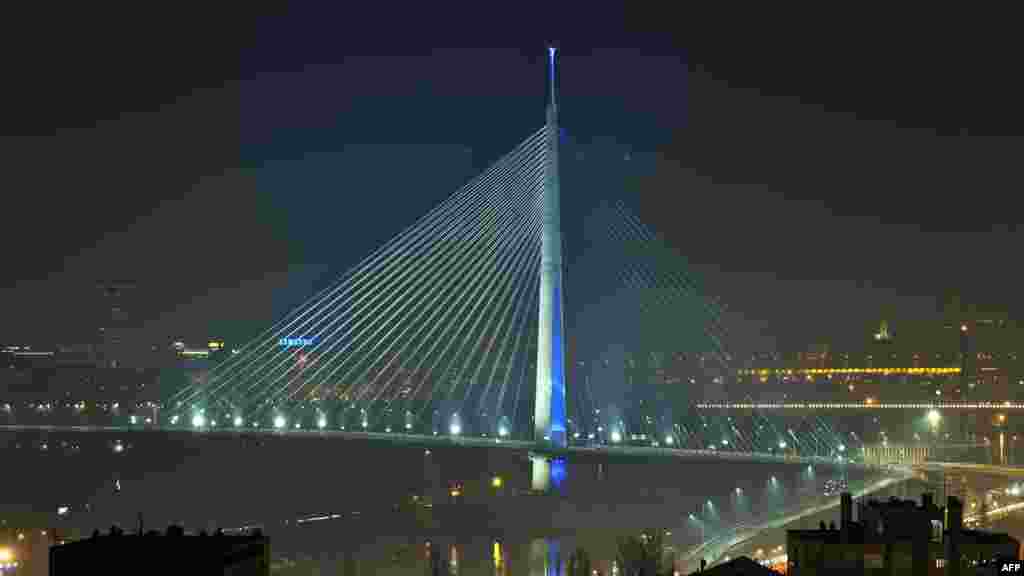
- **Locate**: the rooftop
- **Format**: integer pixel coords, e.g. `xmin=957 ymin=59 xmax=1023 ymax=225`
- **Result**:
xmin=691 ymin=555 xmax=781 ymax=576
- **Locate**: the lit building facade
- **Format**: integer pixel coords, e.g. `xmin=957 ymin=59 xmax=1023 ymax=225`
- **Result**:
xmin=734 ymin=317 xmax=1024 ymax=405
xmin=787 ymin=493 xmax=1019 ymax=576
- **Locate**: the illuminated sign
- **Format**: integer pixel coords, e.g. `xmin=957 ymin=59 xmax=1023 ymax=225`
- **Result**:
xmin=279 ymin=337 xmax=316 ymax=348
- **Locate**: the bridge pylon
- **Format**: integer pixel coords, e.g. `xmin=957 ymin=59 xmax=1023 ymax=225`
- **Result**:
xmin=534 ymin=46 xmax=567 ymax=448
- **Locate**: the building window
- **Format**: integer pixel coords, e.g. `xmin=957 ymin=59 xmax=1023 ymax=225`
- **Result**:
xmin=936 ymin=558 xmax=946 ymax=568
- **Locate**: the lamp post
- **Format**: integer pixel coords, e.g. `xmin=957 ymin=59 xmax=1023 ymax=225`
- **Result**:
xmin=689 ymin=509 xmax=705 ymax=548
xmin=927 ymin=409 xmax=941 ymax=441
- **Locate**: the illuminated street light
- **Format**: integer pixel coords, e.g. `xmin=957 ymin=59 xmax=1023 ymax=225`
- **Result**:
xmin=233 ymin=416 xmax=243 ymax=427
xmin=192 ymin=414 xmax=205 ymax=428
xmin=274 ymin=415 xmax=286 ymax=429
xmin=927 ymin=409 xmax=941 ymax=428
xmin=778 ymin=441 xmax=787 ymax=450
xmin=665 ymin=435 xmax=674 ymax=445
xmin=317 ymin=416 xmax=327 ymax=429
xmin=449 ymin=423 xmax=462 ymax=436
xmin=610 ymin=430 xmax=622 ymax=443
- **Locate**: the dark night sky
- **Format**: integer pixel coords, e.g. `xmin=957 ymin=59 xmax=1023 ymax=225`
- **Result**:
xmin=1 ymin=5 xmax=1022 ymax=353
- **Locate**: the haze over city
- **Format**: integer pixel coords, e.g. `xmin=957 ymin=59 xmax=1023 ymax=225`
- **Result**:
xmin=2 ymin=4 xmax=1024 ymax=575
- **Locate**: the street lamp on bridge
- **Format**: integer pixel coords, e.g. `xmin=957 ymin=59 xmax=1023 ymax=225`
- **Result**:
xmin=688 ymin=512 xmax=705 ymax=548
xmin=927 ymin=409 xmax=942 ymax=443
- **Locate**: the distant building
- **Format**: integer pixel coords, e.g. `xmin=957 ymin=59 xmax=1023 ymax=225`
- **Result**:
xmin=0 ymin=526 xmax=63 ymax=575
xmin=786 ymin=492 xmax=1019 ymax=576
xmin=735 ymin=313 xmax=1023 ymax=405
xmin=173 ymin=339 xmax=227 ymax=361
xmin=49 ymin=527 xmax=269 ymax=575
xmin=96 ymin=281 xmax=137 ymax=369
xmin=688 ymin=555 xmax=782 ymax=575
xmin=875 ymin=319 xmax=893 ymax=343
xmin=1 ymin=345 xmax=56 ymax=370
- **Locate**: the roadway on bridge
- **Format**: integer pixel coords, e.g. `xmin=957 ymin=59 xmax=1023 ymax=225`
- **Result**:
xmin=683 ymin=472 xmax=914 ymax=572
xmin=0 ymin=424 xmax=877 ymax=470
xmin=916 ymin=461 xmax=1024 ymax=478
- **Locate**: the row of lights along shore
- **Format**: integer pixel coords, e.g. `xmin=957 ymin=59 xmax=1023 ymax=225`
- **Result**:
xmin=698 ymin=402 xmax=1024 ymax=409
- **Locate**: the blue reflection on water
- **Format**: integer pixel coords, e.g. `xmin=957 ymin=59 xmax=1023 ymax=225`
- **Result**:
xmin=548 ymin=538 xmax=561 ymax=576
xmin=551 ymin=457 xmax=567 ymax=491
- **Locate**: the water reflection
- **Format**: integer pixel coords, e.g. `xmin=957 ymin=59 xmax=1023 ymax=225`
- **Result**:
xmin=493 ymin=540 xmax=506 ymax=576
xmin=449 ymin=542 xmax=459 ymax=575
xmin=531 ymin=453 xmax=551 ymax=492
xmin=530 ymin=453 xmax=568 ymax=494
xmin=551 ymin=457 xmax=567 ymax=491
xmin=1 ymin=431 xmax=885 ymax=574
xmin=527 ymin=537 xmax=566 ymax=576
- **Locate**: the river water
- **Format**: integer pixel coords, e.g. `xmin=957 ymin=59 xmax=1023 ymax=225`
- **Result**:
xmin=1 ymin=429 xmax=892 ymax=574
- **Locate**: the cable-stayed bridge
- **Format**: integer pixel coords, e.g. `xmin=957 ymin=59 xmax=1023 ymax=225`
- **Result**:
xmin=148 ymin=47 xmax=729 ymax=452
xmin=4 ymin=52 xmax=1008 ymax=576
xmin=0 ymin=50 xmax=991 ymax=470
xmin=139 ymin=49 xmax=777 ymax=462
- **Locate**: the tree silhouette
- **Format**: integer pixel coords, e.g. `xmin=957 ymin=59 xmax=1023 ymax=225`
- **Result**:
xmin=569 ymin=547 xmax=592 ymax=576
xmin=616 ymin=530 xmax=672 ymax=576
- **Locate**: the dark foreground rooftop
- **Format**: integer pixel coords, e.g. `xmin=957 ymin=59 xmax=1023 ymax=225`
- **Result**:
xmin=50 ymin=526 xmax=269 ymax=576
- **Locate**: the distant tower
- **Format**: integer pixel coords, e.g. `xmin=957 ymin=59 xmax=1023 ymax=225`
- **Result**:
xmin=97 ymin=281 xmax=136 ymax=368
xmin=959 ymin=322 xmax=972 ymax=440
xmin=873 ymin=319 xmax=891 ymax=342
xmin=534 ymin=46 xmax=568 ymax=447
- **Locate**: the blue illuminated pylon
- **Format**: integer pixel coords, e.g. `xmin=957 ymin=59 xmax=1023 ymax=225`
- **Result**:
xmin=534 ymin=46 xmax=567 ymax=447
